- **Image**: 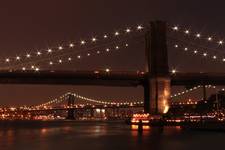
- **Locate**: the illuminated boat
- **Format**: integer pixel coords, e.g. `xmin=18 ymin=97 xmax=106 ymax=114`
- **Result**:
xmin=130 ymin=113 xmax=150 ymax=125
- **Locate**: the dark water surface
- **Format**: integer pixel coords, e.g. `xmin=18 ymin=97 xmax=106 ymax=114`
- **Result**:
xmin=0 ymin=121 xmax=224 ymax=150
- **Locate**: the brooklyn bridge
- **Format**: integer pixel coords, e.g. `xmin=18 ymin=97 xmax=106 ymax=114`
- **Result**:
xmin=0 ymin=21 xmax=225 ymax=121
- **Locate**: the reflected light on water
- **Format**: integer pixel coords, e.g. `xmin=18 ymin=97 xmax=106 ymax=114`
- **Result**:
xmin=131 ymin=125 xmax=151 ymax=137
xmin=131 ymin=125 xmax=150 ymax=130
xmin=131 ymin=125 xmax=138 ymax=130
xmin=41 ymin=128 xmax=47 ymax=134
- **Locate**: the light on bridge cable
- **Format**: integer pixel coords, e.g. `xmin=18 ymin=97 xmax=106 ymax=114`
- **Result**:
xmin=126 ymin=28 xmax=131 ymax=33
xmin=49 ymin=61 xmax=53 ymax=65
xmin=5 ymin=58 xmax=10 ymax=62
xmin=207 ymin=37 xmax=212 ymax=41
xmin=105 ymin=68 xmax=110 ymax=72
xmin=37 ymin=51 xmax=42 ymax=56
xmin=203 ymin=53 xmax=207 ymax=57
xmin=69 ymin=43 xmax=74 ymax=48
xmin=218 ymin=40 xmax=223 ymax=45
xmin=196 ymin=33 xmax=201 ymax=38
xmin=137 ymin=25 xmax=143 ymax=30
xmin=81 ymin=40 xmax=86 ymax=45
xmin=26 ymin=54 xmax=31 ymax=58
xmin=58 ymin=46 xmax=63 ymax=50
xmin=92 ymin=37 xmax=97 ymax=42
xmin=171 ymin=69 xmax=177 ymax=74
xmin=114 ymin=32 xmax=119 ymax=36
xmin=172 ymin=26 xmax=178 ymax=31
xmin=16 ymin=56 xmax=20 ymax=60
xmin=184 ymin=30 xmax=190 ymax=34
xmin=35 ymin=67 xmax=40 ymax=71
xmin=47 ymin=49 xmax=52 ymax=53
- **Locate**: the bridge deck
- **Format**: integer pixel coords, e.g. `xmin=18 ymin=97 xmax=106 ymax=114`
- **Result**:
xmin=0 ymin=71 xmax=225 ymax=86
xmin=0 ymin=70 xmax=145 ymax=86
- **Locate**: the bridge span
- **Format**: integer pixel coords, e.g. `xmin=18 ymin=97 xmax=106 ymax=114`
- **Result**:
xmin=0 ymin=70 xmax=224 ymax=86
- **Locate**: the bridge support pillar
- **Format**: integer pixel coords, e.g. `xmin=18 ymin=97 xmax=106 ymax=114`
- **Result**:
xmin=144 ymin=21 xmax=171 ymax=114
xmin=66 ymin=94 xmax=75 ymax=120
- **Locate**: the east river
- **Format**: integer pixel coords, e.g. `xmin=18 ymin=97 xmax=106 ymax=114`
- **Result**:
xmin=0 ymin=121 xmax=224 ymax=150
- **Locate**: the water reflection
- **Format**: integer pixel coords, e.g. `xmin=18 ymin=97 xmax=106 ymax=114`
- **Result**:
xmin=0 ymin=121 xmax=224 ymax=150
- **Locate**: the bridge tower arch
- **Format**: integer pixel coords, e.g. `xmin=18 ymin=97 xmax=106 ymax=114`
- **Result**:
xmin=144 ymin=21 xmax=171 ymax=114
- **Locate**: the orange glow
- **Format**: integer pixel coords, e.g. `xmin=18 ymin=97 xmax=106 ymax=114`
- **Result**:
xmin=131 ymin=125 xmax=138 ymax=130
xmin=142 ymin=125 xmax=150 ymax=130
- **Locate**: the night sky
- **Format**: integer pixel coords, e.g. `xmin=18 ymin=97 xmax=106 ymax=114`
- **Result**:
xmin=0 ymin=0 xmax=225 ymax=106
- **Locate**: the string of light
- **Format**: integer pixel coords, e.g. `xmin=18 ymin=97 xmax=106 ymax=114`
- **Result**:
xmin=34 ymin=84 xmax=221 ymax=109
xmin=3 ymin=31 xmax=144 ymax=71
xmin=7 ymin=42 xmax=131 ymax=71
xmin=34 ymin=92 xmax=143 ymax=109
xmin=1 ymin=25 xmax=144 ymax=67
xmin=170 ymin=85 xmax=216 ymax=98
xmin=170 ymin=25 xmax=225 ymax=47
xmin=171 ymin=43 xmax=225 ymax=63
